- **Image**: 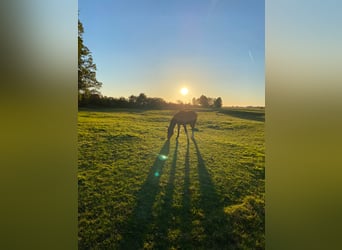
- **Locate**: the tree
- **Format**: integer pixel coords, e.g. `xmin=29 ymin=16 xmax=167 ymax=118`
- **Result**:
xmin=128 ymin=95 xmax=137 ymax=107
xmin=147 ymin=97 xmax=166 ymax=108
xmin=118 ymin=97 xmax=128 ymax=107
xmin=136 ymin=93 xmax=148 ymax=107
xmin=199 ymin=95 xmax=209 ymax=107
xmin=192 ymin=97 xmax=199 ymax=106
xmin=78 ymin=19 xmax=102 ymax=105
xmin=214 ymin=97 xmax=223 ymax=108
xmin=208 ymin=97 xmax=215 ymax=107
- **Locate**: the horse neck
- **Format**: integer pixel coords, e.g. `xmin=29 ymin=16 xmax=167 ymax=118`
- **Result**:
xmin=169 ymin=118 xmax=177 ymax=129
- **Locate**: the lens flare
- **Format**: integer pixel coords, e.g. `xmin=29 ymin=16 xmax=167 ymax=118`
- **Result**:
xmin=158 ymin=154 xmax=168 ymax=161
xmin=154 ymin=172 xmax=159 ymax=177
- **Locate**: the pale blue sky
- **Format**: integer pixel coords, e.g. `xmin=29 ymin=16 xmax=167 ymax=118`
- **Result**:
xmin=79 ymin=0 xmax=264 ymax=106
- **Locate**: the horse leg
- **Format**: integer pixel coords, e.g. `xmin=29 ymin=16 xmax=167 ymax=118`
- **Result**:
xmin=191 ymin=121 xmax=196 ymax=138
xmin=176 ymin=124 xmax=180 ymax=138
xmin=183 ymin=124 xmax=188 ymax=138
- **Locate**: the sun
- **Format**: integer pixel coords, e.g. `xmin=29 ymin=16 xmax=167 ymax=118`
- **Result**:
xmin=180 ymin=87 xmax=188 ymax=96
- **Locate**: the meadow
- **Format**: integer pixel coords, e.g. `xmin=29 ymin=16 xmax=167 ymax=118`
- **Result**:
xmin=78 ymin=108 xmax=265 ymax=249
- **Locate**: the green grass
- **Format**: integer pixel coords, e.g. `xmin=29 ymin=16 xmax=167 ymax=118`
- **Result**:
xmin=78 ymin=108 xmax=265 ymax=249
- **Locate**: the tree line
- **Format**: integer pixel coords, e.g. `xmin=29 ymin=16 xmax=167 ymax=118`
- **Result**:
xmin=78 ymin=19 xmax=222 ymax=109
xmin=79 ymin=93 xmax=222 ymax=109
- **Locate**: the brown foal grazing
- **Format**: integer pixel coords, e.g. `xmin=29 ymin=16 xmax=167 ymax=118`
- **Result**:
xmin=167 ymin=110 xmax=197 ymax=140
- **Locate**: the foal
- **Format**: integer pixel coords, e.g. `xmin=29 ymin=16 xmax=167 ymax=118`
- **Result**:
xmin=167 ymin=110 xmax=197 ymax=140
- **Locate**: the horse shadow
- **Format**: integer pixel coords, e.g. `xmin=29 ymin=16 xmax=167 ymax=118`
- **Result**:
xmin=118 ymin=140 xmax=171 ymax=249
xmin=119 ymin=137 xmax=233 ymax=249
xmin=191 ymin=137 xmax=232 ymax=247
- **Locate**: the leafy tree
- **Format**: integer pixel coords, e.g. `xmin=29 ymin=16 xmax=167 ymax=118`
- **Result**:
xmin=118 ymin=97 xmax=128 ymax=107
xmin=78 ymin=19 xmax=102 ymax=105
xmin=136 ymin=93 xmax=148 ymax=107
xmin=199 ymin=95 xmax=209 ymax=107
xmin=208 ymin=97 xmax=215 ymax=107
xmin=214 ymin=97 xmax=223 ymax=108
xmin=147 ymin=97 xmax=166 ymax=108
xmin=192 ymin=97 xmax=199 ymax=106
xmin=129 ymin=95 xmax=137 ymax=105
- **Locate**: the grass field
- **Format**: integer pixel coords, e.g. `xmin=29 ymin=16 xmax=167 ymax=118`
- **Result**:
xmin=78 ymin=108 xmax=265 ymax=249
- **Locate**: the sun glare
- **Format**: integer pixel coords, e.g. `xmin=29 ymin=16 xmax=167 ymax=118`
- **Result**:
xmin=180 ymin=87 xmax=188 ymax=95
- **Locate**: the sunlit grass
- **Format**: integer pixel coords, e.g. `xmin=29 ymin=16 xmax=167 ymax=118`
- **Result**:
xmin=78 ymin=108 xmax=265 ymax=249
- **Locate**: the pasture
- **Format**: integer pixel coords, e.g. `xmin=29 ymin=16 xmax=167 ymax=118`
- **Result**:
xmin=78 ymin=108 xmax=265 ymax=249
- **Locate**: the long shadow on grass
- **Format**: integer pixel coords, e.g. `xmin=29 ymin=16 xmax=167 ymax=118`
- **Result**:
xmin=179 ymin=139 xmax=193 ymax=247
xmin=151 ymin=139 xmax=179 ymax=248
xmin=118 ymin=140 xmax=170 ymax=249
xmin=192 ymin=137 xmax=233 ymax=248
xmin=218 ymin=109 xmax=265 ymax=122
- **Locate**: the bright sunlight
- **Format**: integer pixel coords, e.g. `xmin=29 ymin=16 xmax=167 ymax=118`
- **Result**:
xmin=180 ymin=87 xmax=188 ymax=96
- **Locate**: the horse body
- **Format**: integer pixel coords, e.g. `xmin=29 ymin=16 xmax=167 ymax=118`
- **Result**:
xmin=167 ymin=110 xmax=197 ymax=140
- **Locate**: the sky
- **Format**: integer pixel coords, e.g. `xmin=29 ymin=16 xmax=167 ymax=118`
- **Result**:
xmin=79 ymin=0 xmax=264 ymax=106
